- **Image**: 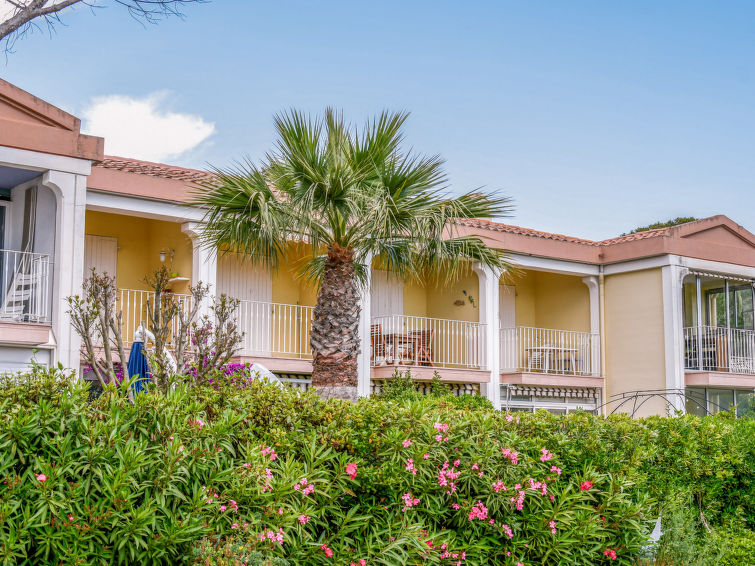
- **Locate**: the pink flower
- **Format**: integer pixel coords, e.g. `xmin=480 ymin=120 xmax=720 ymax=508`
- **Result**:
xmin=550 ymin=465 xmax=562 ymax=476
xmin=359 ymin=560 xmax=367 ymax=566
xmin=580 ymin=480 xmax=594 ymax=491
xmin=471 ymin=462 xmax=479 ymax=470
xmin=401 ymin=492 xmax=420 ymax=511
xmin=501 ymin=447 xmax=519 ymax=465
xmin=302 ymin=484 xmax=314 ymax=496
xmin=434 ymin=422 xmax=449 ymax=432
xmin=320 ymin=544 xmax=333 ymax=557
xmin=298 ymin=514 xmax=310 ymax=525
xmin=603 ymin=549 xmax=617 ymax=560
xmin=278 ymin=507 xmax=284 ymax=515
xmin=493 ymin=479 xmax=507 ymax=492
xmin=35 ymin=473 xmax=46 ymax=482
xmin=260 ymin=445 xmax=278 ymax=461
xmin=488 ymin=518 xmax=495 ymax=525
xmin=435 ymin=434 xmax=443 ymax=442
xmin=405 ymin=458 xmax=417 ymax=475
xmin=346 ymin=462 xmax=358 ymax=480
xmin=502 ymin=524 xmax=514 ymax=539
xmin=451 ymin=503 xmax=460 ymax=510
xmin=453 ymin=459 xmax=460 ymax=467
xmin=402 ymin=439 xmax=412 ymax=447
xmin=467 ymin=500 xmax=488 ymax=521
xmin=67 ymin=514 xmax=74 ymax=522
xmin=540 ymin=448 xmax=554 ymax=462
xmin=549 ymin=519 xmax=557 ymax=534
xmin=219 ymin=505 xmax=226 ymax=512
xmin=423 ymin=453 xmax=430 ymax=459
xmin=231 ymin=522 xmax=239 ymax=529
xmin=506 ymin=413 xmax=514 ymax=422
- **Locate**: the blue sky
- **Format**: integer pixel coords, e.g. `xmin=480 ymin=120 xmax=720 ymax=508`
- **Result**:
xmin=2 ymin=1 xmax=754 ymax=239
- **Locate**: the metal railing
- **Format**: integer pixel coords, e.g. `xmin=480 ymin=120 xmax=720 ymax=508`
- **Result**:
xmin=0 ymin=249 xmax=52 ymax=323
xmin=234 ymin=300 xmax=314 ymax=359
xmin=370 ymin=314 xmax=487 ymax=369
xmin=500 ymin=326 xmax=600 ymax=376
xmin=118 ymin=288 xmax=194 ymax=347
xmin=684 ymin=325 xmax=755 ymax=374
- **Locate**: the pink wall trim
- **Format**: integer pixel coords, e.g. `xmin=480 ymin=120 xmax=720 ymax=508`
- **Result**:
xmin=371 ymin=365 xmax=491 ymax=383
xmin=685 ymin=371 xmax=755 ymax=388
xmin=0 ymin=322 xmax=51 ymax=345
xmin=500 ymin=371 xmax=605 ymax=388
xmin=0 ymin=79 xmax=103 ymax=161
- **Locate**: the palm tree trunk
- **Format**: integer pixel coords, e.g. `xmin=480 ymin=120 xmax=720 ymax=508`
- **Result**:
xmin=310 ymin=244 xmax=360 ymax=401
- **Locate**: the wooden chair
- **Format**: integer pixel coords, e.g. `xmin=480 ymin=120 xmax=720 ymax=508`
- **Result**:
xmin=371 ymin=324 xmax=389 ymax=365
xmin=410 ymin=329 xmax=435 ymax=366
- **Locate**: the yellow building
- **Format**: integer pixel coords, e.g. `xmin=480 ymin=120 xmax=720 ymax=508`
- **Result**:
xmin=1 ymin=79 xmax=754 ymax=417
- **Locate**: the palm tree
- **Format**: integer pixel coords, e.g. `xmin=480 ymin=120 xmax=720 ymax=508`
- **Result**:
xmin=192 ymin=109 xmax=512 ymax=400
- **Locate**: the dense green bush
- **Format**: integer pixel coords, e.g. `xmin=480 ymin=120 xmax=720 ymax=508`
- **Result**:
xmin=0 ymin=365 xmax=752 ymax=565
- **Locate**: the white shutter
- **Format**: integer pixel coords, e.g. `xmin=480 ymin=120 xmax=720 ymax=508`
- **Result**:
xmin=84 ymin=235 xmax=118 ymax=278
xmin=371 ymin=269 xmax=403 ymax=318
xmin=499 ymin=285 xmax=516 ymax=328
xmin=217 ymin=253 xmax=272 ymax=303
xmin=217 ymin=253 xmax=273 ymax=356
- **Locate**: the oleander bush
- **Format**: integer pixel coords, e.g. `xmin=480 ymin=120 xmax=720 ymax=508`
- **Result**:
xmin=0 ymin=365 xmax=752 ymax=565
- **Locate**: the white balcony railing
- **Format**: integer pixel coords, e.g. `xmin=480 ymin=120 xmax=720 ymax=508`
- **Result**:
xmin=371 ymin=314 xmax=487 ymax=369
xmin=684 ymin=325 xmax=755 ymax=374
xmin=116 ymin=291 xmax=313 ymax=359
xmin=500 ymin=326 xmax=600 ymax=376
xmin=234 ymin=300 xmax=314 ymax=359
xmin=0 ymin=249 xmax=52 ymax=323
xmin=119 ymin=288 xmax=194 ymax=347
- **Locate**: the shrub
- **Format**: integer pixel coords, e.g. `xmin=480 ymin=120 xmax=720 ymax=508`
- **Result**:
xmin=0 ymin=366 xmax=752 ymax=565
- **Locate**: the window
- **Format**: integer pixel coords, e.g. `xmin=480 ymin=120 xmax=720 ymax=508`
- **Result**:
xmin=684 ymin=387 xmax=754 ymax=417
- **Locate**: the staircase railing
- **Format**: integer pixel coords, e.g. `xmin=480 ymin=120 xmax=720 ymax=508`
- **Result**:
xmin=0 ymin=249 xmax=52 ymax=323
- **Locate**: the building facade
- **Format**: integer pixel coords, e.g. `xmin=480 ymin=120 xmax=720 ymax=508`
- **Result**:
xmin=1 ymin=79 xmax=754 ymax=417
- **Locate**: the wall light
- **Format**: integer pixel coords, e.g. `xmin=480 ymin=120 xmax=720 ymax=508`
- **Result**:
xmin=159 ymin=248 xmax=175 ymax=263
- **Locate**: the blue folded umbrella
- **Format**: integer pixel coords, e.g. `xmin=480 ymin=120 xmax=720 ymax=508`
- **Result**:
xmin=127 ymin=341 xmax=151 ymax=394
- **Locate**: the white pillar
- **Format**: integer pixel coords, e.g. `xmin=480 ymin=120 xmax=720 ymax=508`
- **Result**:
xmin=582 ymin=276 xmax=601 ymax=375
xmin=662 ymin=261 xmax=688 ymax=413
xmin=356 ymin=254 xmax=373 ymax=398
xmin=44 ymin=170 xmax=87 ymax=372
xmin=181 ymin=222 xmax=217 ymax=317
xmin=474 ymin=263 xmax=502 ymax=410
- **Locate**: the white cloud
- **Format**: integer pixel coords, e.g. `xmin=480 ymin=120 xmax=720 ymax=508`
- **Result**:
xmin=82 ymin=92 xmax=215 ymax=163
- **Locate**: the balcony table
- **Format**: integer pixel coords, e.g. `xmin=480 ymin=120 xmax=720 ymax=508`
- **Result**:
xmin=525 ymin=345 xmax=578 ymax=374
xmin=385 ymin=332 xmax=421 ymax=365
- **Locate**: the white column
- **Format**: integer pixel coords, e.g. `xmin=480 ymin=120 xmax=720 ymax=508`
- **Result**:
xmin=44 ymin=170 xmax=87 ymax=372
xmin=356 ymin=254 xmax=373 ymax=398
xmin=181 ymin=222 xmax=217 ymax=317
xmin=474 ymin=263 xmax=502 ymax=410
xmin=582 ymin=276 xmax=601 ymax=375
xmin=662 ymin=261 xmax=688 ymax=413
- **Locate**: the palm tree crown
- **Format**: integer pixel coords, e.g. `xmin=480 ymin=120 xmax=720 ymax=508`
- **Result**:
xmin=192 ymin=109 xmax=512 ymax=399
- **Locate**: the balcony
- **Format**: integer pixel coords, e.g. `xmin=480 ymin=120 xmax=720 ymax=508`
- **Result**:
xmin=499 ymin=326 xmax=602 ymax=387
xmin=684 ymin=325 xmax=755 ymax=387
xmin=0 ymin=249 xmax=52 ymax=345
xmin=234 ymin=300 xmax=313 ymax=370
xmin=116 ymin=290 xmax=314 ymax=373
xmin=370 ymin=314 xmax=489 ymax=383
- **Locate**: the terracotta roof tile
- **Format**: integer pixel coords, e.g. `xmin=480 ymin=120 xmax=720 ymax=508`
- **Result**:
xmin=458 ymin=218 xmax=678 ymax=246
xmin=95 ymin=156 xmax=211 ymax=183
xmin=457 ymin=218 xmax=601 ymax=246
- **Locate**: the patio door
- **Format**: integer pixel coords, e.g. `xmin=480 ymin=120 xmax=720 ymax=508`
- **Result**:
xmin=371 ymin=269 xmax=403 ymax=334
xmin=499 ymin=285 xmax=517 ymax=370
xmin=84 ymin=235 xmax=118 ymax=278
xmin=217 ymin=253 xmax=272 ymax=356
